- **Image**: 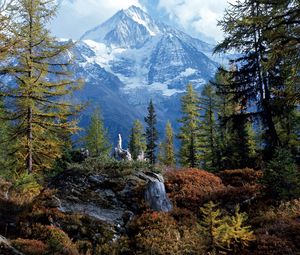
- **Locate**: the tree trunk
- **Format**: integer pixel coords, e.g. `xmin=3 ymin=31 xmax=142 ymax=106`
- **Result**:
xmin=27 ymin=107 xmax=33 ymax=174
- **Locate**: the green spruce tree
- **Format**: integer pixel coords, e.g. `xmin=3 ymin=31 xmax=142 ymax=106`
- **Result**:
xmin=199 ymin=83 xmax=220 ymax=171
xmin=215 ymin=70 xmax=257 ymax=169
xmin=215 ymin=0 xmax=299 ymax=159
xmin=178 ymin=84 xmax=201 ymax=168
xmin=129 ymin=120 xmax=146 ymax=160
xmin=144 ymin=99 xmax=158 ymax=165
xmin=84 ymin=108 xmax=111 ymax=157
xmin=0 ymin=0 xmax=82 ymax=173
xmin=158 ymin=121 xmax=176 ymax=166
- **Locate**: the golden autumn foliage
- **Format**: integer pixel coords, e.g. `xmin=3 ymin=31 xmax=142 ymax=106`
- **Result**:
xmin=129 ymin=211 xmax=205 ymax=255
xmin=1 ymin=0 xmax=82 ymax=174
xmin=200 ymin=202 xmax=255 ymax=254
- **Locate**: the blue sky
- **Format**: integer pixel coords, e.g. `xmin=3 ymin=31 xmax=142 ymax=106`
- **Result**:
xmin=51 ymin=0 xmax=235 ymax=43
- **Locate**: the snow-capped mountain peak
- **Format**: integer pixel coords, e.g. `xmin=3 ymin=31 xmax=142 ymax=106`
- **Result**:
xmin=81 ymin=5 xmax=161 ymax=48
xmin=123 ymin=5 xmax=160 ymax=36
xmin=73 ymin=6 xmax=221 ymax=142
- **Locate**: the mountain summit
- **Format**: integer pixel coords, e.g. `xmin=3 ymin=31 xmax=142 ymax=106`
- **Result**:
xmin=81 ymin=6 xmax=161 ymax=48
xmin=72 ymin=6 xmax=219 ymax=142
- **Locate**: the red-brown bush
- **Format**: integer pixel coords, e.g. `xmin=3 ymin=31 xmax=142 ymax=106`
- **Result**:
xmin=247 ymin=200 xmax=300 ymax=254
xmin=217 ymin=184 xmax=262 ymax=207
xmin=249 ymin=234 xmax=296 ymax=255
xmin=12 ymin=239 xmax=48 ymax=255
xmin=22 ymin=224 xmax=79 ymax=255
xmin=218 ymin=168 xmax=263 ymax=187
xmin=165 ymin=168 xmax=225 ymax=211
xmin=170 ymin=207 xmax=198 ymax=227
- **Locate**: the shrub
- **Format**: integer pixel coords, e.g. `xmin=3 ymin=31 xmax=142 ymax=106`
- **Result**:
xmin=249 ymin=199 xmax=300 ymax=254
xmin=170 ymin=207 xmax=198 ymax=227
xmin=200 ymin=201 xmax=255 ymax=254
xmin=129 ymin=211 xmax=205 ymax=255
xmin=165 ymin=168 xmax=225 ymax=211
xmin=263 ymin=148 xmax=300 ymax=200
xmin=9 ymin=173 xmax=42 ymax=205
xmin=75 ymin=240 xmax=93 ymax=255
xmin=11 ymin=239 xmax=48 ymax=255
xmin=252 ymin=234 xmax=296 ymax=255
xmin=71 ymin=156 xmax=150 ymax=177
xmin=218 ymin=168 xmax=263 ymax=187
xmin=217 ymin=184 xmax=262 ymax=208
xmin=26 ymin=224 xmax=79 ymax=255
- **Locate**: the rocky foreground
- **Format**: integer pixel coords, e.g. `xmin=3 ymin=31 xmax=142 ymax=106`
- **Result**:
xmin=0 ymin=160 xmax=299 ymax=255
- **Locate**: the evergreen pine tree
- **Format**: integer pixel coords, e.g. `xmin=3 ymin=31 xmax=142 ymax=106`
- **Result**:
xmin=215 ymin=70 xmax=257 ymax=169
xmin=85 ymin=108 xmax=111 ymax=157
xmin=199 ymin=83 xmax=220 ymax=171
xmin=129 ymin=120 xmax=146 ymax=160
xmin=215 ymin=0 xmax=281 ymax=157
xmin=263 ymin=148 xmax=300 ymax=200
xmin=0 ymin=0 xmax=82 ymax=173
xmin=158 ymin=121 xmax=176 ymax=166
xmin=178 ymin=84 xmax=201 ymax=168
xmin=144 ymin=99 xmax=158 ymax=165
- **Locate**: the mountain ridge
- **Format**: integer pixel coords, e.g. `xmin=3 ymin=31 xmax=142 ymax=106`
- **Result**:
xmin=70 ymin=5 xmax=220 ymax=144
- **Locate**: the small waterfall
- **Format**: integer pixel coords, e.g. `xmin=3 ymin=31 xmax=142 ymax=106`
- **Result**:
xmin=144 ymin=180 xmax=173 ymax=212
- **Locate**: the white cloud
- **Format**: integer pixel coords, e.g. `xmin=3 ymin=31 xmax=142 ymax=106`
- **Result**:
xmin=158 ymin=0 xmax=236 ymax=42
xmin=50 ymin=0 xmax=236 ymax=42
xmin=51 ymin=0 xmax=142 ymax=39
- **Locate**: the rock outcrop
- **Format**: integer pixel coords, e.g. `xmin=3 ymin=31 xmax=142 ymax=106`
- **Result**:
xmin=48 ymin=168 xmax=172 ymax=233
xmin=137 ymin=172 xmax=173 ymax=212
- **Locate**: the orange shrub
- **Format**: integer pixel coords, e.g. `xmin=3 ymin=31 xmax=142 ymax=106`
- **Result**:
xmin=12 ymin=239 xmax=48 ymax=255
xmin=170 ymin=207 xmax=198 ymax=227
xmin=128 ymin=211 xmax=205 ymax=255
xmin=25 ymin=224 xmax=79 ymax=255
xmin=165 ymin=168 xmax=225 ymax=211
xmin=218 ymin=168 xmax=263 ymax=187
xmin=217 ymin=184 xmax=262 ymax=207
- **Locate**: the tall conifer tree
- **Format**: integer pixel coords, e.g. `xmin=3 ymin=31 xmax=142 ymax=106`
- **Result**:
xmin=199 ymin=83 xmax=220 ymax=171
xmin=129 ymin=120 xmax=146 ymax=160
xmin=0 ymin=0 xmax=82 ymax=173
xmin=214 ymin=71 xmax=257 ymax=169
xmin=144 ymin=99 xmax=158 ymax=165
xmin=178 ymin=84 xmax=201 ymax=168
xmin=158 ymin=121 xmax=176 ymax=166
xmin=84 ymin=108 xmax=111 ymax=157
xmin=215 ymin=0 xmax=299 ymax=158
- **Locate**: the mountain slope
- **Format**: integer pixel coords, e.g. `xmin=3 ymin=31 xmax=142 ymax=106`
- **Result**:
xmin=71 ymin=6 xmax=220 ymax=145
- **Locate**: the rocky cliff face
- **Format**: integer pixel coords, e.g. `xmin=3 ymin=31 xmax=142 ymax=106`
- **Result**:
xmin=48 ymin=168 xmax=172 ymax=231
